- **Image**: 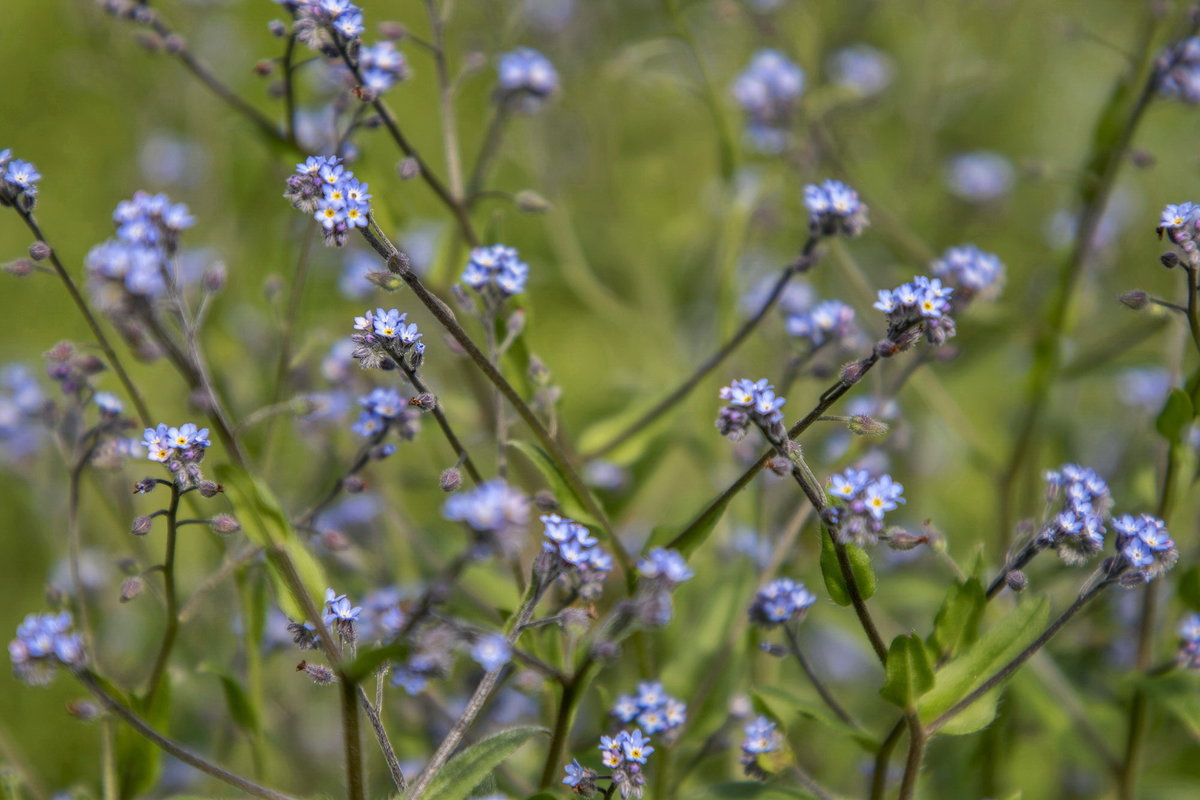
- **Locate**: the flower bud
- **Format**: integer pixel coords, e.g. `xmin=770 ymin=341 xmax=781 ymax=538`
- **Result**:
xmin=120 ymin=576 xmax=145 ymax=602
xmin=439 ymin=468 xmax=462 ymax=492
xmin=378 ymin=21 xmax=407 ymax=40
xmin=210 ymin=514 xmax=241 ymax=534
xmin=1161 ymin=252 xmax=1180 ymax=269
xmin=28 ymin=241 xmax=50 ymax=261
xmin=371 ymin=443 xmax=396 ymax=460
xmin=533 ymin=490 xmax=559 ymax=512
xmin=766 ymin=456 xmax=790 ymax=476
xmin=267 ymin=19 xmax=287 ymax=37
xmin=1005 ymin=570 xmax=1027 ymax=593
xmin=254 ymin=59 xmax=274 ymax=77
xmin=515 ymin=190 xmax=550 ymax=213
xmin=4 ymin=258 xmax=35 ymax=276
xmin=410 ymin=393 xmax=437 ymax=411
xmin=848 ymin=414 xmax=889 ymax=436
xmin=840 ymin=359 xmax=868 ymax=385
xmin=198 ymin=480 xmax=222 ymax=498
xmin=397 ymin=157 xmax=420 ymax=180
xmin=343 ymin=475 xmax=367 ymax=494
xmin=133 ymin=477 xmax=157 ymax=495
xmin=1119 ymin=290 xmax=1149 ymax=310
xmin=163 ymin=34 xmax=185 ymax=55
xmin=67 ymin=700 xmax=102 ymax=721
xmin=203 ymin=262 xmax=227 ymax=293
xmin=131 ymin=516 xmax=153 ymax=536
xmin=297 ymin=660 xmax=337 ymax=684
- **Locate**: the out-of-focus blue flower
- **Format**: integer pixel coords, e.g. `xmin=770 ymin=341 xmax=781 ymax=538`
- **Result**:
xmin=803 ymin=179 xmax=869 ymax=237
xmin=945 ymin=151 xmax=1014 ymax=203
xmin=742 ymin=716 xmax=780 ymax=755
xmin=732 ymin=49 xmax=805 ymax=153
xmin=828 ymin=44 xmax=894 ymax=97
xmin=1112 ymin=513 xmax=1177 ymax=584
xmin=9 ymin=612 xmax=85 ymax=685
xmin=469 ymin=633 xmax=512 ymax=671
xmin=498 ymin=48 xmax=559 ymax=107
xmin=931 ymin=245 xmax=1005 ymax=303
xmin=749 ymin=578 xmax=816 ymax=625
xmin=462 ymin=244 xmax=530 ymax=297
xmin=1156 ymin=36 xmax=1200 ymax=103
xmin=1038 ymin=464 xmax=1111 ymax=565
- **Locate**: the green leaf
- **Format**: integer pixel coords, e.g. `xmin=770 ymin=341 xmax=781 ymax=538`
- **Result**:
xmin=420 ymin=726 xmax=547 ymax=800
xmin=819 ymin=532 xmax=876 ymax=606
xmin=928 ymin=577 xmax=986 ymax=661
xmin=1155 ymin=388 xmax=1195 ymax=444
xmin=1139 ymin=672 xmax=1200 ymax=740
xmin=1178 ymin=565 xmax=1200 ymax=611
xmin=880 ymin=634 xmax=935 ymax=709
xmin=507 ymin=439 xmax=601 ymax=530
xmin=343 ymin=643 xmax=408 ymax=685
xmin=211 ymin=670 xmax=261 ymax=737
xmin=699 ymin=781 xmax=816 ymax=799
xmin=215 ymin=464 xmax=327 ymax=622
xmin=119 ymin=674 xmax=169 ymax=797
xmin=918 ymin=597 xmax=1049 ymax=735
xmin=752 ymin=685 xmax=876 ymax=751
xmin=665 ymin=484 xmax=737 ymax=558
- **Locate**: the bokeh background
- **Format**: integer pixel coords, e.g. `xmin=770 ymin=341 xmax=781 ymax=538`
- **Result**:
xmin=1 ymin=0 xmax=1198 ymax=798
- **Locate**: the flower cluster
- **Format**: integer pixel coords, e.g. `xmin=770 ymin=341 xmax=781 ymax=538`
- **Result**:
xmin=358 ymin=41 xmax=410 ymax=97
xmin=828 ymin=44 xmax=894 ymax=97
xmin=285 ymin=156 xmax=371 ymax=247
xmin=0 ymin=149 xmax=41 ymax=211
xmin=785 ymin=299 xmax=858 ymax=350
xmin=748 ymin=578 xmax=816 ymax=626
xmin=825 ymin=468 xmax=906 ymax=546
xmin=539 ymin=514 xmax=613 ymax=598
xmin=86 ymin=191 xmax=195 ymax=301
xmin=944 ymin=151 xmax=1014 ymax=203
xmin=562 ymin=759 xmax=598 ymax=794
xmin=716 ymin=378 xmax=786 ymax=441
xmin=740 ymin=715 xmax=782 ymax=778
xmin=323 ymin=587 xmax=363 ymax=642
xmin=443 ymin=479 xmax=530 ymax=554
xmin=1112 ymin=513 xmax=1177 ymax=585
xmin=803 ymin=179 xmax=869 ymax=237
xmin=931 ymin=244 xmax=1005 ymax=304
xmin=1158 ymin=201 xmax=1200 ymax=255
xmin=142 ymin=422 xmax=212 ymax=488
xmin=732 ymin=49 xmax=805 ymax=153
xmin=9 ymin=612 xmax=85 ymax=686
xmin=612 ymin=681 xmax=687 ymax=736
xmin=635 ymin=547 xmax=693 ymax=626
xmin=498 ymin=48 xmax=559 ymax=109
xmin=872 ymin=275 xmax=956 ymax=346
xmin=1178 ymin=613 xmax=1200 ymax=671
xmin=291 ymin=0 xmax=365 ymax=48
xmin=0 ymin=364 xmax=45 ymax=460
xmin=461 ymin=244 xmax=530 ymax=298
xmin=350 ymin=307 xmax=425 ymax=371
xmin=352 ymin=386 xmax=418 ymax=440
xmin=599 ymin=729 xmax=653 ymax=799
xmin=1036 ymin=464 xmax=1112 ymax=565
xmin=1156 ymin=36 xmax=1200 ymax=104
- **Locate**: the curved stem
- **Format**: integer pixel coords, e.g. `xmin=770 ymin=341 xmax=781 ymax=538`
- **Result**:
xmin=466 ymin=95 xmax=514 ymax=205
xmin=781 ymin=623 xmax=861 ymax=730
xmin=869 ymin=719 xmax=905 ymax=800
xmin=898 ymin=714 xmax=926 ymax=800
xmin=78 ymin=671 xmax=297 ymax=800
xmin=588 ymin=241 xmax=818 ymax=460
xmin=425 ymin=0 xmax=465 ymax=199
xmin=13 ymin=210 xmax=153 ymax=426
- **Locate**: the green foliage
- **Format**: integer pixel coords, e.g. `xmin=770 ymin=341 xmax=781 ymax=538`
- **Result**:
xmin=415 ymin=726 xmax=547 ymax=800
xmin=880 ymin=633 xmax=935 ymax=710
xmin=818 ymin=531 xmax=876 ymax=607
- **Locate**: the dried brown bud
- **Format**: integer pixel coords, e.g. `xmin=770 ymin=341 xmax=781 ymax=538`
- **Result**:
xmin=210 ymin=514 xmax=241 ymax=534
xmin=120 ymin=576 xmax=145 ymax=602
xmin=198 ymin=480 xmax=222 ymax=498
xmin=131 ymin=516 xmax=153 ymax=536
xmin=297 ymin=661 xmax=337 ymax=684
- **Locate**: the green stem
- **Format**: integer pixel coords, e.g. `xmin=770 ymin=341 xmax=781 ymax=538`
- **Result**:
xmin=539 ymin=657 xmax=602 ymax=788
xmin=143 ymin=484 xmax=182 ymax=708
xmin=869 ymin=719 xmax=905 ymax=800
xmin=341 ymin=678 xmax=365 ymax=800
xmin=782 ymin=622 xmax=861 ymax=730
xmin=79 ymin=671 xmax=297 ymax=800
xmin=897 ymin=713 xmax=926 ymax=800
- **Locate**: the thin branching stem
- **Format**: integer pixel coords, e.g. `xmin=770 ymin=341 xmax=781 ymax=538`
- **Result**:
xmin=143 ymin=483 xmax=181 ymax=708
xmin=781 ymin=623 xmax=861 ymax=730
xmin=79 ymin=671 xmax=298 ymax=800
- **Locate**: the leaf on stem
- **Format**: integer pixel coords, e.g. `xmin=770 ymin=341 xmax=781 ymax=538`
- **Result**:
xmin=416 ymin=726 xmax=548 ymax=800
xmin=1155 ymin=388 xmax=1195 ymax=444
xmin=879 ymin=634 xmax=935 ymax=709
xmin=818 ymin=531 xmax=876 ymax=606
xmin=927 ymin=577 xmax=986 ymax=661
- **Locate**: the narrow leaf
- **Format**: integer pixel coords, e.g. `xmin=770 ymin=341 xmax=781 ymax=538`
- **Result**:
xmin=819 ymin=532 xmax=875 ymax=606
xmin=928 ymin=577 xmax=986 ymax=660
xmin=507 ymin=439 xmax=600 ymax=530
xmin=1155 ymin=388 xmax=1194 ymax=444
xmin=420 ymin=726 xmax=548 ymax=800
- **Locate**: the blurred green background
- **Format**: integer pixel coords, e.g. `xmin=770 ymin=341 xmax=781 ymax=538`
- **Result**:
xmin=1 ymin=0 xmax=1199 ymax=798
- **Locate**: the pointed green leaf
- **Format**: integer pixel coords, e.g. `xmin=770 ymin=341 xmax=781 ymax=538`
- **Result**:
xmin=919 ymin=597 xmax=1049 ymax=735
xmin=420 ymin=726 xmax=548 ymax=800
xmin=819 ymin=532 xmax=875 ymax=606
xmin=752 ymin=685 xmax=877 ymax=751
xmin=880 ymin=634 xmax=935 ymax=709
xmin=665 ymin=485 xmax=737 ymax=558
xmin=1178 ymin=565 xmax=1200 ymax=611
xmin=215 ymin=464 xmax=327 ymax=622
xmin=928 ymin=577 xmax=986 ymax=661
xmin=208 ymin=670 xmax=261 ymax=737
xmin=507 ymin=439 xmax=601 ymax=530
xmin=1155 ymin=388 xmax=1194 ymax=444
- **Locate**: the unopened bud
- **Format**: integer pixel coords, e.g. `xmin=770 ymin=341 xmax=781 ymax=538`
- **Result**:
xmin=1130 ymin=149 xmax=1155 ymax=169
xmin=135 ymin=32 xmax=162 ymax=52
xmin=131 ymin=516 xmax=153 ymax=536
xmin=884 ymin=529 xmax=927 ymax=551
xmin=133 ymin=477 xmax=157 ymax=495
xmin=297 ymin=660 xmax=337 ymax=684
xmin=397 ymin=157 xmax=420 ymax=180
xmin=29 ymin=241 xmax=50 ymax=261
xmin=1005 ymin=570 xmax=1027 ymax=593
xmin=409 ymin=393 xmax=437 ymax=411
xmin=1119 ymin=290 xmax=1149 ymax=310
xmin=210 ymin=514 xmax=241 ymax=534
xmin=840 ymin=358 xmax=868 ymax=384
xmin=163 ymin=34 xmax=185 ymax=55
xmin=343 ymin=475 xmax=367 ymax=493
xmin=378 ymin=21 xmax=407 ymax=40
xmin=558 ymin=607 xmax=592 ymax=631
xmin=766 ymin=456 xmax=790 ymax=476
xmin=4 ymin=258 xmax=35 ymax=276
xmin=848 ymin=414 xmax=889 ymax=436
xmin=267 ymin=19 xmax=287 ymax=37
xmin=321 ymin=529 xmax=351 ymax=551
xmin=372 ymin=443 xmax=396 ymax=460
xmin=67 ymin=700 xmax=102 ymax=721
xmin=506 ymin=308 xmax=526 ymax=339
xmin=515 ymin=190 xmax=550 ymax=213
xmin=440 ymin=468 xmax=462 ymax=492
xmin=533 ymin=490 xmax=559 ymax=512
xmin=202 ymin=262 xmax=227 ymax=292
xmin=894 ymin=327 xmax=924 ymax=351
xmin=198 ymin=480 xmax=222 ymax=498
xmin=120 ymin=576 xmax=145 ymax=602
xmin=254 ymin=59 xmax=274 ymax=77
xmin=367 ymin=270 xmax=403 ymax=291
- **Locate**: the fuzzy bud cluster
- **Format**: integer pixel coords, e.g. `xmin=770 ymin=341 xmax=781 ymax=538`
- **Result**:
xmin=716 ymin=378 xmax=787 ymax=442
xmin=443 ymin=479 xmax=530 ymax=555
xmin=785 ymin=299 xmax=858 ymax=350
xmin=352 ymin=386 xmax=419 ymax=440
xmin=931 ymin=244 xmax=1005 ymax=306
xmin=461 ymin=244 xmax=530 ymax=299
xmin=1158 ymin=201 xmax=1200 ymax=259
xmin=1156 ymin=36 xmax=1200 ymax=104
xmin=142 ymin=422 xmax=211 ymax=488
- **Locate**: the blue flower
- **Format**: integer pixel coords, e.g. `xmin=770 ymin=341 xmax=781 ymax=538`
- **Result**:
xmin=803 ymin=179 xmax=869 ymax=237
xmin=1112 ymin=513 xmax=1177 ymax=583
xmin=637 ymin=547 xmax=693 ymax=586
xmin=717 ymin=378 xmax=786 ymax=432
xmin=323 ymin=587 xmax=363 ymax=625
xmin=498 ymin=48 xmax=559 ymax=105
xmin=461 ymin=244 xmax=530 ymax=297
xmin=786 ymin=299 xmax=858 ymax=349
xmin=562 ymin=759 xmax=592 ymax=788
xmin=469 ymin=633 xmax=512 ymax=671
xmin=931 ymin=245 xmax=1005 ymax=300
xmin=9 ymin=612 xmax=85 ymax=685
xmin=863 ymin=475 xmax=905 ymax=520
xmin=828 ymin=44 xmax=894 ymax=97
xmin=443 ymin=479 xmax=530 ymax=535
xmin=142 ymin=424 xmax=174 ymax=462
xmin=620 ymin=729 xmax=653 ymax=764
xmin=3 ymin=158 xmax=41 ymax=191
xmin=944 ymin=151 xmax=1014 ymax=202
xmin=732 ymin=50 xmax=805 ymax=153
xmin=749 ymin=578 xmax=816 ymax=625
xmin=372 ymin=308 xmax=407 ymax=339
xmin=742 ymin=716 xmax=780 ymax=755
